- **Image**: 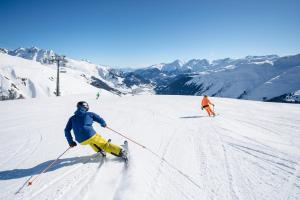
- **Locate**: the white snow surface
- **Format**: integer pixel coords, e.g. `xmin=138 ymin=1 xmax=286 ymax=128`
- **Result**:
xmin=1 ymin=47 xmax=130 ymax=98
xmin=0 ymin=94 xmax=300 ymax=200
xmin=0 ymin=53 xmax=113 ymax=98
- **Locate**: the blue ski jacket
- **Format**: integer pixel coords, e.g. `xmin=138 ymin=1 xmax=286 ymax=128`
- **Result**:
xmin=64 ymin=107 xmax=107 ymax=145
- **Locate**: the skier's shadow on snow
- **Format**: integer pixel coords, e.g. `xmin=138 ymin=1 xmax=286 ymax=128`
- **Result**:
xmin=0 ymin=155 xmax=102 ymax=180
xmin=180 ymin=115 xmax=205 ymax=119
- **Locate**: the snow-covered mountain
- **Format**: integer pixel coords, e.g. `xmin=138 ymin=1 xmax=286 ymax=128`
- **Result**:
xmin=182 ymin=59 xmax=210 ymax=72
xmin=1 ymin=46 xmax=299 ymax=103
xmin=0 ymin=48 xmax=9 ymax=54
xmin=124 ymin=54 xmax=300 ymax=103
xmin=134 ymin=58 xmax=210 ymax=76
xmin=0 ymin=94 xmax=299 ymax=200
xmin=0 ymin=53 xmax=116 ymax=99
xmin=161 ymin=59 xmax=184 ymax=73
xmin=4 ymin=47 xmax=149 ymax=91
xmin=0 ymin=47 xmax=151 ymax=100
xmin=163 ymin=54 xmax=300 ymax=102
xmin=5 ymin=47 xmax=119 ymax=84
xmin=7 ymin=47 xmax=56 ymax=64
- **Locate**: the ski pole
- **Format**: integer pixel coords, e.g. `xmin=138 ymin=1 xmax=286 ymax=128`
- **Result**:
xmin=27 ymin=147 xmax=71 ymax=186
xmin=106 ymin=126 xmax=146 ymax=148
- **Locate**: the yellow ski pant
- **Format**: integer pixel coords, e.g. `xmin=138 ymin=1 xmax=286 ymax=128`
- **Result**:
xmin=80 ymin=134 xmax=122 ymax=156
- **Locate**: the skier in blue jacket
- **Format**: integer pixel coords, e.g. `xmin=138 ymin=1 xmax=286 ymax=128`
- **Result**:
xmin=64 ymin=101 xmax=125 ymax=157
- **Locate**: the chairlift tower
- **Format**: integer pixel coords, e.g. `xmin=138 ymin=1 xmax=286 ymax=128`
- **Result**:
xmin=50 ymin=55 xmax=66 ymax=96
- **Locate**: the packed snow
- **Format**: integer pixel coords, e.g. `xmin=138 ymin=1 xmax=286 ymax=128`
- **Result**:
xmin=0 ymin=94 xmax=300 ymax=200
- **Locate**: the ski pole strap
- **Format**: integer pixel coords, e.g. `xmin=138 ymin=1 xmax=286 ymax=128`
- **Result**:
xmin=106 ymin=127 xmax=146 ymax=148
xmin=27 ymin=147 xmax=71 ymax=186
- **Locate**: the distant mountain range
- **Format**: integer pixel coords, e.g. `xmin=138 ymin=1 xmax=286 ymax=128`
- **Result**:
xmin=0 ymin=47 xmax=56 ymax=64
xmin=0 ymin=47 xmax=299 ymax=103
xmin=122 ymin=54 xmax=300 ymax=103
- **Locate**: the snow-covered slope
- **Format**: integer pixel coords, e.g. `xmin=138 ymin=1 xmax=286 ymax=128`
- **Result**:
xmin=1 ymin=47 xmax=134 ymax=97
xmin=0 ymin=53 xmax=113 ymax=99
xmin=0 ymin=95 xmax=299 ymax=200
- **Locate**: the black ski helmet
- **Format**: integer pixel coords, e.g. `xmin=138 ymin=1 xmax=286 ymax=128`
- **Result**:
xmin=77 ymin=101 xmax=89 ymax=111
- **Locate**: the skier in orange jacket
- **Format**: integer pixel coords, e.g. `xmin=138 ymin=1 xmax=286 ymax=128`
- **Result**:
xmin=201 ymin=95 xmax=215 ymax=116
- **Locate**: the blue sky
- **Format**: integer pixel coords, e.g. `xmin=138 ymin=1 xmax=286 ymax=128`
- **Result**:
xmin=0 ymin=0 xmax=300 ymax=67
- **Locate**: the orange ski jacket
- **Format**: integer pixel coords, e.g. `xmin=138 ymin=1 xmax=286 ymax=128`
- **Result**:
xmin=201 ymin=97 xmax=213 ymax=107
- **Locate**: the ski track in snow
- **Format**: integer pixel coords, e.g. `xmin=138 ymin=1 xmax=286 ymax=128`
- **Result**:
xmin=29 ymin=154 xmax=105 ymax=200
xmin=0 ymin=95 xmax=300 ymax=200
xmin=210 ymin=114 xmax=300 ymax=200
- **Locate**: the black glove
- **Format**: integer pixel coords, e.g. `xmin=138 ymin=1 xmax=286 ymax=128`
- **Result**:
xmin=69 ymin=141 xmax=77 ymax=147
xmin=102 ymin=124 xmax=107 ymax=128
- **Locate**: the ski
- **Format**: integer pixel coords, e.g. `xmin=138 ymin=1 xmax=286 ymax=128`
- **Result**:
xmin=120 ymin=140 xmax=129 ymax=165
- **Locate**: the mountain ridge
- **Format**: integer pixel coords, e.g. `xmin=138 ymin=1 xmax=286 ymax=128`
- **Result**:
xmin=1 ymin=46 xmax=299 ymax=103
